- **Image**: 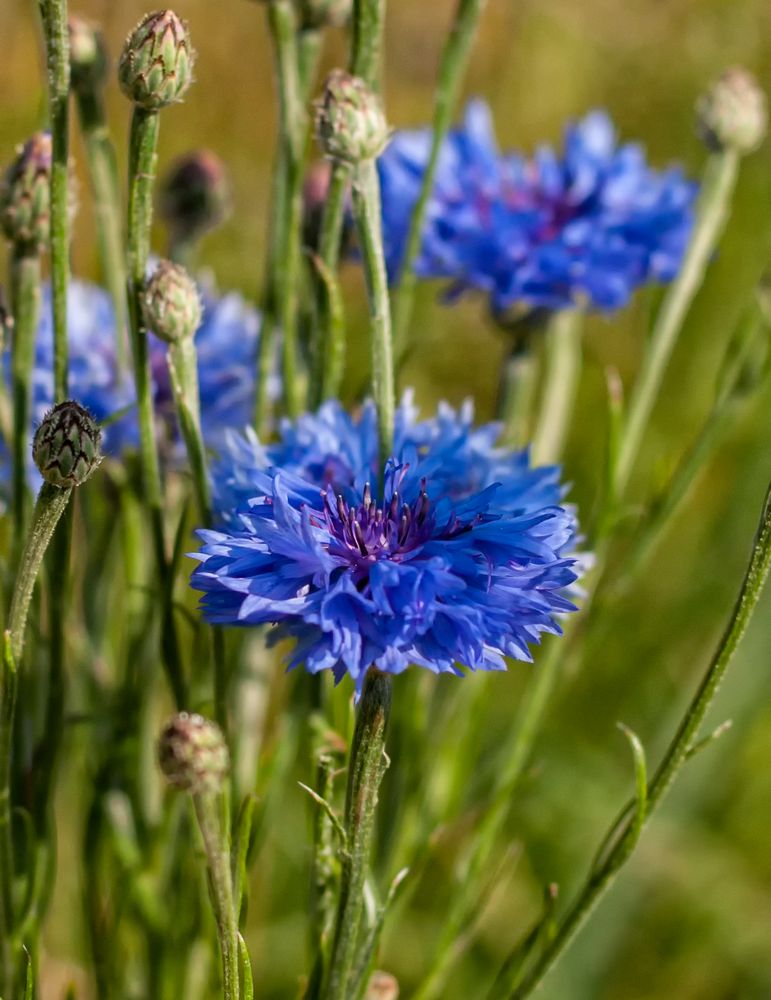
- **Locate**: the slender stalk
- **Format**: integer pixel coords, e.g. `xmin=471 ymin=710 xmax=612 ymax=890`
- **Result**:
xmin=167 ymin=338 xmax=211 ymax=522
xmin=506 ymin=480 xmax=771 ymax=999
xmin=38 ymin=0 xmax=70 ymax=400
xmin=613 ymin=149 xmax=739 ymax=499
xmin=10 ymin=249 xmax=42 ymax=540
xmin=351 ymin=159 xmax=394 ymax=465
xmin=74 ymin=87 xmax=129 ymax=367
xmin=351 ymin=0 xmax=387 ymax=89
xmin=0 ymin=481 xmax=73 ymax=994
xmin=325 ymin=670 xmax=392 ymax=1000
xmin=267 ymin=0 xmax=306 ymax=420
xmin=193 ymin=793 xmax=240 ymax=1000
xmin=126 ymin=105 xmax=186 ymax=708
xmin=531 ymin=309 xmax=583 ymax=465
xmin=392 ymin=0 xmax=488 ymax=354
xmin=498 ymin=343 xmax=538 ymax=448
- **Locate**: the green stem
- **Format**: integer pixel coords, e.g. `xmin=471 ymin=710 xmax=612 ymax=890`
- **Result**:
xmin=392 ymin=0 xmax=488 ymax=355
xmin=613 ymin=149 xmax=739 ymax=500
xmin=193 ymin=793 xmax=240 ymax=1000
xmin=498 ymin=343 xmax=538 ymax=448
xmin=325 ymin=670 xmax=391 ymax=1000
xmin=74 ymin=87 xmax=129 ymax=368
xmin=38 ymin=0 xmax=70 ymax=400
xmin=268 ymin=0 xmax=306 ymax=420
xmin=531 ymin=310 xmax=583 ymax=465
xmin=10 ymin=249 xmax=41 ymax=541
xmin=126 ymin=105 xmax=186 ymax=708
xmin=351 ymin=159 xmax=394 ymax=465
xmin=351 ymin=0 xmax=387 ymax=89
xmin=507 ymin=480 xmax=771 ymax=999
xmin=167 ymin=337 xmax=211 ymax=522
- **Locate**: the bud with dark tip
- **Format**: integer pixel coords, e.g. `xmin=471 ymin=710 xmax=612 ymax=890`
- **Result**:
xmin=697 ymin=67 xmax=768 ymax=155
xmin=142 ymin=259 xmax=202 ymax=343
xmin=0 ymin=133 xmax=53 ymax=251
xmin=118 ymin=10 xmax=195 ymax=111
xmin=69 ymin=15 xmax=109 ymax=95
xmin=315 ymin=70 xmax=389 ymax=166
xmin=159 ymin=149 xmax=232 ymax=244
xmin=158 ymin=713 xmax=229 ymax=795
xmin=33 ymin=400 xmax=102 ymax=488
xmin=297 ymin=0 xmax=352 ymax=29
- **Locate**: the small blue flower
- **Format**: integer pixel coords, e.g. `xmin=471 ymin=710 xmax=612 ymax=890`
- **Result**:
xmin=197 ymin=398 xmax=580 ymax=693
xmin=1 ymin=277 xmax=264 ymax=490
xmin=378 ymin=101 xmax=697 ymax=314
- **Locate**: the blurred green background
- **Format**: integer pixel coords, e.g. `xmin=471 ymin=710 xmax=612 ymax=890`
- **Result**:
xmin=2 ymin=1 xmax=771 ymax=997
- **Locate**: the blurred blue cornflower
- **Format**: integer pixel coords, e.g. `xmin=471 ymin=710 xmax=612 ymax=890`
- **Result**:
xmin=193 ymin=396 xmax=580 ymax=692
xmin=378 ymin=101 xmax=697 ymax=314
xmin=1 ymin=277 xmax=262 ymax=487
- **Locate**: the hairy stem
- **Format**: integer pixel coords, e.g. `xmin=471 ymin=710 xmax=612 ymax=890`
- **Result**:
xmin=38 ymin=0 xmax=71 ymax=400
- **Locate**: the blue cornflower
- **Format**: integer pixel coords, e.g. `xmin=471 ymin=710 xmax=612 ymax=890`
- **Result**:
xmin=378 ymin=101 xmax=697 ymax=313
xmin=1 ymin=277 xmax=263 ymax=487
xmin=195 ymin=398 xmax=580 ymax=692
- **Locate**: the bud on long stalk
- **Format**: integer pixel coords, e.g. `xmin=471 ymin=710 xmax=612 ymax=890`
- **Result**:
xmin=159 ymin=150 xmax=232 ymax=266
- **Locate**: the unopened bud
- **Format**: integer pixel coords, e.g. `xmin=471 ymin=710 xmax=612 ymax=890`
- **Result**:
xmin=366 ymin=971 xmax=399 ymax=1000
xmin=158 ymin=712 xmax=229 ymax=795
xmin=33 ymin=400 xmax=102 ymax=488
xmin=315 ymin=70 xmax=389 ymax=166
xmin=297 ymin=0 xmax=352 ymax=29
xmin=69 ymin=15 xmax=109 ymax=95
xmin=118 ymin=10 xmax=195 ymax=111
xmin=697 ymin=67 xmax=767 ymax=155
xmin=0 ymin=133 xmax=52 ymax=251
xmin=159 ymin=149 xmax=232 ymax=244
xmin=143 ymin=260 xmax=202 ymax=343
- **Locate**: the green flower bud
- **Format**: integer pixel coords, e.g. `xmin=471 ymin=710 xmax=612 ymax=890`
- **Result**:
xmin=118 ymin=10 xmax=195 ymax=111
xmin=297 ymin=0 xmax=352 ymax=29
xmin=33 ymin=400 xmax=102 ymax=488
xmin=142 ymin=259 xmax=202 ymax=343
xmin=366 ymin=971 xmax=399 ymax=1000
xmin=158 ymin=713 xmax=229 ymax=795
xmin=315 ymin=70 xmax=389 ymax=166
xmin=69 ymin=15 xmax=110 ymax=95
xmin=158 ymin=149 xmax=232 ymax=244
xmin=697 ymin=67 xmax=767 ymax=155
xmin=0 ymin=133 xmax=52 ymax=251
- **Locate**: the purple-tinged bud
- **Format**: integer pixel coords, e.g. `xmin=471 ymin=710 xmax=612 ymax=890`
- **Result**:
xmin=0 ymin=133 xmax=52 ymax=251
xmin=315 ymin=70 xmax=389 ymax=166
xmin=33 ymin=401 xmax=102 ymax=488
xmin=69 ymin=15 xmax=109 ymax=95
xmin=158 ymin=713 xmax=229 ymax=795
xmin=297 ymin=0 xmax=352 ymax=29
xmin=118 ymin=10 xmax=195 ymax=111
xmin=142 ymin=259 xmax=202 ymax=343
xmin=366 ymin=971 xmax=399 ymax=1000
xmin=697 ymin=67 xmax=767 ymax=155
xmin=158 ymin=149 xmax=232 ymax=244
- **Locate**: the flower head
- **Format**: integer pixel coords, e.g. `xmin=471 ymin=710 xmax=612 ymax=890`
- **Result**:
xmin=315 ymin=71 xmax=390 ymax=166
xmin=118 ymin=9 xmax=195 ymax=111
xmin=33 ymin=399 xmax=102 ymax=488
xmin=378 ymin=102 xmax=697 ymax=314
xmin=158 ymin=712 xmax=229 ymax=795
xmin=195 ymin=398 xmax=580 ymax=694
xmin=0 ymin=133 xmax=53 ymax=251
xmin=697 ymin=67 xmax=767 ymax=155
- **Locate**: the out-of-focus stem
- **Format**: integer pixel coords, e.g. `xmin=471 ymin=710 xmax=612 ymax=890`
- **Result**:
xmin=38 ymin=0 xmax=71 ymax=400
xmin=74 ymin=87 xmax=129 ymax=367
xmin=392 ymin=0 xmax=488 ymax=355
xmin=532 ymin=309 xmax=583 ymax=465
xmin=614 ymin=149 xmax=739 ymax=500
xmin=9 ymin=249 xmax=41 ymax=541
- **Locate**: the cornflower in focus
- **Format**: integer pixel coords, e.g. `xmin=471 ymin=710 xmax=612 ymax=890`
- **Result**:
xmin=192 ymin=398 xmax=580 ymax=693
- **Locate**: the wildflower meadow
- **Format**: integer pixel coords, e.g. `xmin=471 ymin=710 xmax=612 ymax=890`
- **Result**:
xmin=0 ymin=1 xmax=770 ymax=998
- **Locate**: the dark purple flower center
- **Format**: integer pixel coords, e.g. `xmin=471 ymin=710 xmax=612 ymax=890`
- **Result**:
xmin=321 ymin=480 xmax=434 ymax=583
